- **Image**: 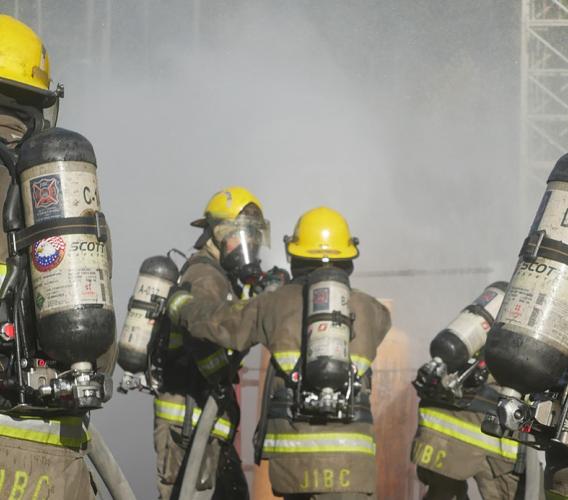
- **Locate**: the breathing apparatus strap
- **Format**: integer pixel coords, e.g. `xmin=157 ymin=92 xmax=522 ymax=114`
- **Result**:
xmin=467 ymin=385 xmax=501 ymax=414
xmin=308 ymin=311 xmax=354 ymax=329
xmin=9 ymin=212 xmax=108 ymax=255
xmin=181 ymin=254 xmax=226 ymax=277
xmin=128 ymin=293 xmax=167 ymax=320
xmin=265 ymin=355 xmax=373 ymax=423
xmin=520 ymin=231 xmax=568 ymax=266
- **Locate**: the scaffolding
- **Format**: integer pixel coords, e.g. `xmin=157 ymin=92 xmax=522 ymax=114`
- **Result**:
xmin=521 ymin=0 xmax=568 ymax=216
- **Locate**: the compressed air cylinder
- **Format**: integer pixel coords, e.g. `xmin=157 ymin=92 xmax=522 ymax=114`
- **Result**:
xmin=429 ymin=282 xmax=507 ymax=372
xmin=486 ymin=154 xmax=568 ymax=393
xmin=118 ymin=255 xmax=178 ymax=373
xmin=305 ymin=267 xmax=352 ymax=392
xmin=17 ymin=128 xmax=115 ymax=364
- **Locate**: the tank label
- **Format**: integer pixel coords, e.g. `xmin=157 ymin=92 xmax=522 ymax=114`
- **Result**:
xmin=31 ymin=234 xmax=113 ymax=317
xmin=474 ymin=290 xmax=497 ymax=309
xmin=308 ymin=280 xmax=350 ymax=316
xmin=31 ymin=174 xmax=64 ymax=222
xmin=313 ymin=287 xmax=330 ymax=312
xmin=133 ymin=274 xmax=173 ymax=302
xmin=120 ymin=309 xmax=155 ymax=351
xmin=531 ymin=188 xmax=568 ymax=242
xmin=475 ymin=287 xmax=505 ymax=319
xmin=119 ymin=274 xmax=173 ymax=355
xmin=32 ymin=236 xmax=66 ymax=272
xmin=448 ymin=312 xmax=490 ymax=357
xmin=497 ymin=257 xmax=568 ymax=355
xmin=307 ymin=322 xmax=350 ymax=362
xmin=20 ymin=161 xmax=99 ymax=226
xmin=20 ymin=161 xmax=113 ymax=317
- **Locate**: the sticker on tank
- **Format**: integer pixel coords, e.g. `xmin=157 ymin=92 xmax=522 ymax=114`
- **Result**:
xmin=313 ymin=287 xmax=330 ymax=312
xmin=32 ymin=237 xmax=66 ymax=272
xmin=473 ymin=290 xmax=498 ymax=308
xmin=31 ymin=175 xmax=63 ymax=222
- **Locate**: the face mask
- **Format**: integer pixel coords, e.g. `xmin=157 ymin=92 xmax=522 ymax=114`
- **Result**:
xmin=0 ymin=113 xmax=28 ymax=149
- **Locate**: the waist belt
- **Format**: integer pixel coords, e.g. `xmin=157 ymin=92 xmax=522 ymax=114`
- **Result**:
xmin=263 ymin=431 xmax=376 ymax=456
xmin=468 ymin=385 xmax=501 ymax=414
xmin=154 ymin=398 xmax=234 ymax=441
xmin=0 ymin=413 xmax=89 ymax=449
xmin=267 ymin=388 xmax=373 ymax=423
xmin=418 ymin=407 xmax=518 ymax=460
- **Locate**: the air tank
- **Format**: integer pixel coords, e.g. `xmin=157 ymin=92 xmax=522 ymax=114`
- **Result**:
xmin=430 ymin=282 xmax=507 ymax=372
xmin=304 ymin=267 xmax=352 ymax=392
xmin=486 ymin=154 xmax=568 ymax=393
xmin=17 ymin=128 xmax=115 ymax=364
xmin=118 ymin=255 xmax=179 ymax=373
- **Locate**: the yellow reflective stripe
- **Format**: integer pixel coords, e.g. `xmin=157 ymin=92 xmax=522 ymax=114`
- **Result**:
xmin=169 ymin=292 xmax=192 ymax=311
xmin=263 ymin=432 xmax=375 ymax=455
xmin=0 ymin=414 xmax=88 ymax=449
xmin=546 ymin=491 xmax=568 ymax=500
xmin=196 ymin=348 xmax=228 ymax=377
xmin=0 ymin=263 xmax=6 ymax=285
xmin=154 ymin=399 xmax=234 ymax=440
xmin=546 ymin=490 xmax=568 ymax=500
xmin=168 ymin=331 xmax=184 ymax=350
xmin=419 ymin=408 xmax=518 ymax=460
xmin=191 ymin=407 xmax=233 ymax=440
xmin=273 ymin=351 xmax=300 ymax=373
xmin=350 ymin=355 xmax=372 ymax=376
xmin=154 ymin=399 xmax=185 ymax=423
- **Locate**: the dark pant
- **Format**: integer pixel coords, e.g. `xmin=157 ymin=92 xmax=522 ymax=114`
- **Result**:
xmin=283 ymin=494 xmax=376 ymax=500
xmin=418 ymin=468 xmax=469 ymax=500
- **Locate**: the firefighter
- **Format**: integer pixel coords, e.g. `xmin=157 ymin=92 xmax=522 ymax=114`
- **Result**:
xmin=411 ymin=284 xmax=524 ymax=500
xmin=0 ymin=15 xmax=116 ymax=499
xmin=169 ymin=206 xmax=391 ymax=499
xmin=155 ymin=186 xmax=272 ymax=499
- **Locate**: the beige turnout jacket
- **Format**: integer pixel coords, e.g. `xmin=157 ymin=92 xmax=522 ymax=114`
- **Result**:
xmin=180 ymin=278 xmax=391 ymax=495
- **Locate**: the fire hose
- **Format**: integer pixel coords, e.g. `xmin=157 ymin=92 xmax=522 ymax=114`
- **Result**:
xmin=87 ymin=424 xmax=136 ymax=500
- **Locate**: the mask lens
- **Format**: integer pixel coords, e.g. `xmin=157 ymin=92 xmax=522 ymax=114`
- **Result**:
xmin=215 ymin=216 xmax=268 ymax=274
xmin=221 ymin=227 xmax=260 ymax=265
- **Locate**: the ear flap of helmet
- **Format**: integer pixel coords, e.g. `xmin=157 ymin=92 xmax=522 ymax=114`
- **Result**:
xmin=194 ymin=225 xmax=212 ymax=250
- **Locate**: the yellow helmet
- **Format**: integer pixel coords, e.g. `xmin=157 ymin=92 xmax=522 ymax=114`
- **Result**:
xmin=0 ymin=15 xmax=60 ymax=107
xmin=191 ymin=186 xmax=264 ymax=227
xmin=285 ymin=207 xmax=359 ymax=261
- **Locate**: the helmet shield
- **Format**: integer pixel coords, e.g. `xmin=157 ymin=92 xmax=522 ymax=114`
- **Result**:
xmin=42 ymin=96 xmax=59 ymax=128
xmin=213 ymin=215 xmax=270 ymax=278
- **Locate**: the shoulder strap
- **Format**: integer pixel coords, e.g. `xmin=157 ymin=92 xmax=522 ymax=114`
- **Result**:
xmin=180 ymin=254 xmax=225 ymax=279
